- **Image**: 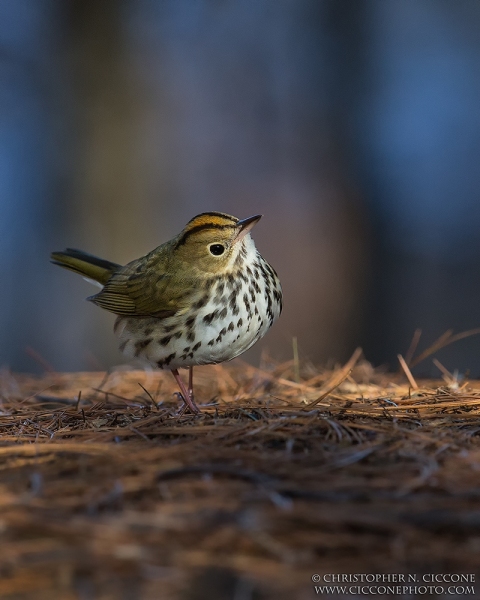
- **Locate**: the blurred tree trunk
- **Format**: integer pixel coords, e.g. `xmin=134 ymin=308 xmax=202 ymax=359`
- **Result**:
xmin=55 ymin=0 xmax=152 ymax=367
xmin=67 ymin=0 xmax=148 ymax=261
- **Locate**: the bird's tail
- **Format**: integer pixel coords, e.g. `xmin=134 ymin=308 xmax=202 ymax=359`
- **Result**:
xmin=50 ymin=248 xmax=120 ymax=285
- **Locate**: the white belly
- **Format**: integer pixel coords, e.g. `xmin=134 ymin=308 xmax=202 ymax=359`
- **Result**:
xmin=115 ymin=254 xmax=282 ymax=371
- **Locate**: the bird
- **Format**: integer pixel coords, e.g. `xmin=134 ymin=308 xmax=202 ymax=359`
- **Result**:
xmin=51 ymin=212 xmax=282 ymax=414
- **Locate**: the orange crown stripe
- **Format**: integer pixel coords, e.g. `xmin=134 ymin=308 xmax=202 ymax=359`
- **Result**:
xmin=184 ymin=213 xmax=237 ymax=232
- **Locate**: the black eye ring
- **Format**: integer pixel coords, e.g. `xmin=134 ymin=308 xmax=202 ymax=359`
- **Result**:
xmin=209 ymin=244 xmax=225 ymax=256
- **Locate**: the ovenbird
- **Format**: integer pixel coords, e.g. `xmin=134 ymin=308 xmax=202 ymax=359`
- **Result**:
xmin=51 ymin=212 xmax=282 ymax=414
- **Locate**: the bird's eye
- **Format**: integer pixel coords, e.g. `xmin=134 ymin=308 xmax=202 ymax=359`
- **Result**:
xmin=209 ymin=244 xmax=225 ymax=256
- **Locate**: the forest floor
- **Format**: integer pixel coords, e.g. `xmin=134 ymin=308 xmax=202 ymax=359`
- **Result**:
xmin=0 ymin=345 xmax=479 ymax=599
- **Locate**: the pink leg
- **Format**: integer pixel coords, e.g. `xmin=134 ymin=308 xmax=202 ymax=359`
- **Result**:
xmin=171 ymin=369 xmax=200 ymax=414
xmin=188 ymin=366 xmax=194 ymax=403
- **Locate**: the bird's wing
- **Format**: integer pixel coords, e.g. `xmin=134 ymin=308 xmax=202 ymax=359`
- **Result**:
xmin=88 ymin=251 xmax=184 ymax=318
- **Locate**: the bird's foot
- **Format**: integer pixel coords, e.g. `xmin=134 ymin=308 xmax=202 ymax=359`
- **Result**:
xmin=171 ymin=368 xmax=201 ymax=415
xmin=173 ymin=392 xmax=200 ymax=415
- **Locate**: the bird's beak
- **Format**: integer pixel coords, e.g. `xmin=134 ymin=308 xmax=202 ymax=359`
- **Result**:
xmin=233 ymin=214 xmax=262 ymax=244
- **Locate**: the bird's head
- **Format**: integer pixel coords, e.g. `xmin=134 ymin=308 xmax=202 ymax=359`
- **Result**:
xmin=171 ymin=212 xmax=262 ymax=275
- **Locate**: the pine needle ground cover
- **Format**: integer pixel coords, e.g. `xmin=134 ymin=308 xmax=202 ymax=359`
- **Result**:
xmin=0 ymin=343 xmax=479 ymax=599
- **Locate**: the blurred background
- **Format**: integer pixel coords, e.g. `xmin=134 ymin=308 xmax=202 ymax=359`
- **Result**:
xmin=1 ymin=0 xmax=480 ymax=375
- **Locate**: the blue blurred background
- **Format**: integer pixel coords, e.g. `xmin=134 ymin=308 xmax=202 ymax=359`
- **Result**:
xmin=1 ymin=0 xmax=480 ymax=375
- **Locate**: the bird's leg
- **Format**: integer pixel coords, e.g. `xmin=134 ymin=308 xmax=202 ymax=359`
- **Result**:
xmin=188 ymin=366 xmax=195 ymax=404
xmin=170 ymin=369 xmax=200 ymax=414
